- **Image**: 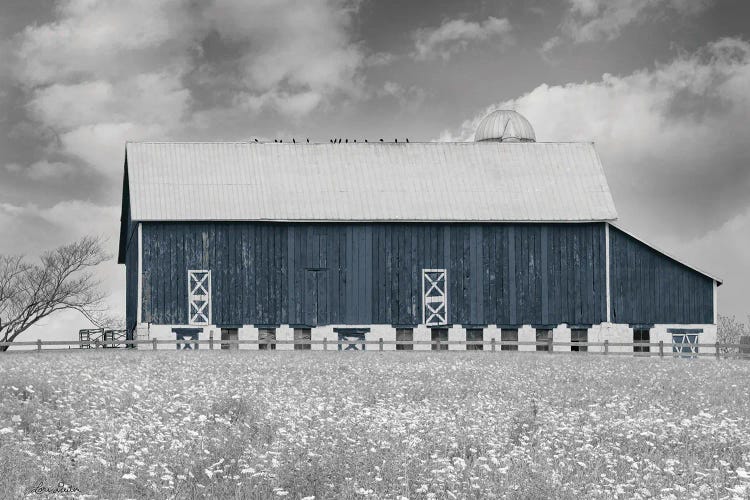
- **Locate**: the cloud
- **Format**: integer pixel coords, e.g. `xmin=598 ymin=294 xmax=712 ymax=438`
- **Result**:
xmin=5 ymin=160 xmax=78 ymax=180
xmin=546 ymin=0 xmax=714 ymax=47
xmin=13 ymin=0 xmax=196 ymax=86
xmin=412 ymin=16 xmax=513 ymax=61
xmin=200 ymin=0 xmax=365 ymax=114
xmin=10 ymin=0 xmax=366 ymax=180
xmin=27 ymin=74 xmax=190 ymax=131
xmin=376 ymin=81 xmax=428 ymax=111
xmin=440 ymin=37 xmax=750 ymax=240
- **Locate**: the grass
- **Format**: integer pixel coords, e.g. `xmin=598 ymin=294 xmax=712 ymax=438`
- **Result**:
xmin=1 ymin=350 xmax=749 ymax=499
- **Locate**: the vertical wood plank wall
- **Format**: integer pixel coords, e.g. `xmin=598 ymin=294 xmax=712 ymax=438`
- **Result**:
xmin=609 ymin=226 xmax=714 ymax=324
xmin=138 ymin=222 xmax=609 ymax=327
xmin=123 ymin=180 xmax=140 ymax=333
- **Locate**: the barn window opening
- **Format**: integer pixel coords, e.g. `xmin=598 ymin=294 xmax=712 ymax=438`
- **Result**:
xmin=335 ymin=328 xmax=368 ymax=351
xmin=633 ymin=328 xmax=650 ymax=353
xmin=571 ymin=328 xmax=588 ymax=352
xmin=220 ymin=328 xmax=239 ymax=350
xmin=173 ymin=328 xmax=201 ymax=350
xmin=431 ymin=327 xmax=448 ymax=350
xmin=294 ymin=328 xmax=312 ymax=350
xmin=466 ymin=328 xmax=484 ymax=350
xmin=536 ymin=328 xmax=552 ymax=351
xmin=501 ymin=328 xmax=518 ymax=351
xmin=669 ymin=329 xmax=701 ymax=358
xmin=396 ymin=328 xmax=413 ymax=350
xmin=258 ymin=328 xmax=276 ymax=350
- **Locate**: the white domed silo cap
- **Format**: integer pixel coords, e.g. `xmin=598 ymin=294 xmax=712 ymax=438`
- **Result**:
xmin=474 ymin=109 xmax=536 ymax=142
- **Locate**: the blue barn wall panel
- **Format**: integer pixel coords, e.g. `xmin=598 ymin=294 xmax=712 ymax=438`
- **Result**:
xmin=137 ymin=221 xmax=610 ymax=327
xmin=609 ymin=226 xmax=713 ymax=324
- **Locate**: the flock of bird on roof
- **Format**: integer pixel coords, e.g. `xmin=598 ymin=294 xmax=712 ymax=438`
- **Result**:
xmin=250 ymin=138 xmax=410 ymax=144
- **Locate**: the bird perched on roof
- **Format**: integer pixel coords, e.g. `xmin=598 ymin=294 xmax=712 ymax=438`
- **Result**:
xmin=406 ymin=138 xmax=409 ymax=143
xmin=395 ymin=138 xmax=398 ymax=143
xmin=379 ymin=138 xmax=383 ymax=142
xmin=273 ymin=139 xmax=278 ymax=143
xmin=306 ymin=138 xmax=310 ymax=143
xmin=292 ymin=138 xmax=296 ymax=143
xmin=254 ymin=139 xmax=258 ymax=143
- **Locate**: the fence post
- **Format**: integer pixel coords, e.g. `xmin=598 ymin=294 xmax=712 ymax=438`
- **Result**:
xmin=209 ymin=331 xmax=214 ymax=350
xmin=715 ymin=342 xmax=720 ymax=360
xmin=604 ymin=340 xmax=609 ymax=355
xmin=323 ymin=337 xmax=328 ymax=351
xmin=436 ymin=337 xmax=441 ymax=351
xmin=491 ymin=338 xmax=496 ymax=352
xmin=547 ymin=336 xmax=553 ymax=353
xmin=659 ymin=340 xmax=664 ymax=358
xmin=379 ymin=337 xmax=383 ymax=351
xmin=152 ymin=338 xmax=157 ymax=351
xmin=37 ymin=339 xmax=42 ymax=352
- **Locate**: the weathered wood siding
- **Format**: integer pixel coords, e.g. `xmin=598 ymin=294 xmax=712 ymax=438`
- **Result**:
xmin=609 ymin=226 xmax=714 ymax=324
xmin=137 ymin=222 xmax=607 ymax=327
xmin=124 ymin=221 xmax=139 ymax=333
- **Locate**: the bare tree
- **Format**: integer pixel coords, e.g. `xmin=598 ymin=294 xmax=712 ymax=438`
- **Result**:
xmin=717 ymin=314 xmax=747 ymax=355
xmin=0 ymin=236 xmax=110 ymax=351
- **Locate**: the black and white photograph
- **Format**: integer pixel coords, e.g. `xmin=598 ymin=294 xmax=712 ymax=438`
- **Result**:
xmin=1 ymin=0 xmax=750 ymax=498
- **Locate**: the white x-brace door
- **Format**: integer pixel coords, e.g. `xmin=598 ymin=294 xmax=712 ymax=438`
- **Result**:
xmin=423 ymin=269 xmax=447 ymax=326
xmin=188 ymin=270 xmax=211 ymax=326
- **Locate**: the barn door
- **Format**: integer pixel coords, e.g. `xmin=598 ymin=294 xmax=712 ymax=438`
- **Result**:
xmin=188 ymin=270 xmax=211 ymax=326
xmin=304 ymin=268 xmax=327 ymax=326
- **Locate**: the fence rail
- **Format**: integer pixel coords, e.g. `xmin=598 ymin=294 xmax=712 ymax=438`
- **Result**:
xmin=2 ymin=337 xmax=749 ymax=359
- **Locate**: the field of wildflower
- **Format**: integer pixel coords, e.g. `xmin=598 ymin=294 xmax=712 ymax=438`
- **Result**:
xmin=1 ymin=351 xmax=749 ymax=499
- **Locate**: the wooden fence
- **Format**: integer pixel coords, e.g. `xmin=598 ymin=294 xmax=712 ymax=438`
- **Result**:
xmin=2 ymin=337 xmax=750 ymax=359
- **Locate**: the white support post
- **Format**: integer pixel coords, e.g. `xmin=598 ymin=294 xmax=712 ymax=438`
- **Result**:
xmin=713 ymin=280 xmax=718 ymax=325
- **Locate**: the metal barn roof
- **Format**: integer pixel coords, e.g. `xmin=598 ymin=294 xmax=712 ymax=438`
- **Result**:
xmin=123 ymin=141 xmax=618 ymax=222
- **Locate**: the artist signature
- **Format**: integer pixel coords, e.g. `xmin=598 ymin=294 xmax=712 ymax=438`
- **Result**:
xmin=27 ymin=481 xmax=81 ymax=495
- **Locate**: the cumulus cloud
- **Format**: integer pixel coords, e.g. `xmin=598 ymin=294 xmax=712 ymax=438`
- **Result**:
xmin=13 ymin=0 xmax=196 ymax=86
xmin=9 ymin=0 xmax=366 ymax=180
xmin=203 ymin=0 xmax=365 ymax=114
xmin=5 ymin=160 xmax=78 ymax=180
xmin=412 ymin=16 xmax=513 ymax=61
xmin=548 ymin=0 xmax=714 ymax=46
xmin=441 ymin=37 xmax=750 ymax=240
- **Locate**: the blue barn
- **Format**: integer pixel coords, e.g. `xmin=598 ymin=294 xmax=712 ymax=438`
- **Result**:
xmin=118 ymin=110 xmax=721 ymax=352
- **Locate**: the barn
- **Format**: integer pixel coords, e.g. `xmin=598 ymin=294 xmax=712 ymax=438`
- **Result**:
xmin=118 ymin=110 xmax=721 ymax=352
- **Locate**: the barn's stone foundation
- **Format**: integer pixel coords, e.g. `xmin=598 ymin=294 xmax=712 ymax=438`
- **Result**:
xmin=134 ymin=322 xmax=718 ymax=354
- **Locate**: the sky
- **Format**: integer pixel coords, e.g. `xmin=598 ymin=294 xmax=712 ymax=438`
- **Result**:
xmin=1 ymin=0 xmax=749 ymax=341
